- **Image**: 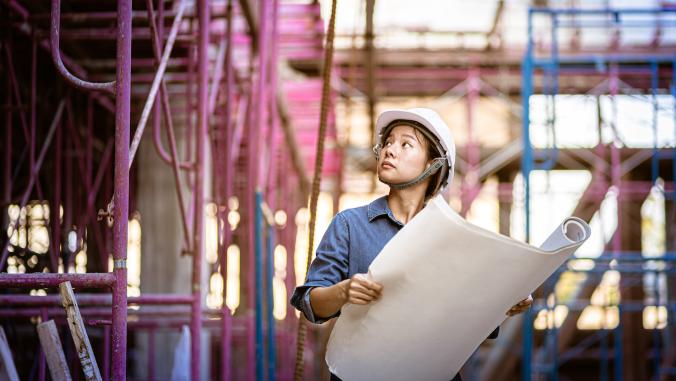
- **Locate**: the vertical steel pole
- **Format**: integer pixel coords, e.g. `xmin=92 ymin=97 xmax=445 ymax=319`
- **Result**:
xmin=3 ymin=45 xmax=12 ymax=210
xmin=651 ymin=60 xmax=659 ymax=184
xmin=51 ymin=99 xmax=63 ymax=273
xmin=266 ymin=224 xmax=276 ymax=381
xmin=521 ymin=8 xmax=534 ymax=381
xmin=251 ymin=1 xmax=270 ymax=379
xmin=111 ymin=0 xmax=132 ymax=378
xmin=193 ymin=0 xmax=210 ymax=379
xmin=610 ymin=65 xmax=622 ymax=255
xmin=30 ymin=35 xmax=37 ymax=188
xmin=221 ymin=1 xmax=235 ymax=380
xmin=255 ymin=191 xmax=265 ymax=381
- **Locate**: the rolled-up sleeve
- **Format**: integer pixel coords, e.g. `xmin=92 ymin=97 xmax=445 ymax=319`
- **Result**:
xmin=290 ymin=213 xmax=350 ymax=324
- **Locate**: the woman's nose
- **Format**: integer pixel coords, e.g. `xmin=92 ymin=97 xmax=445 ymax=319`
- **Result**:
xmin=383 ymin=145 xmax=395 ymax=159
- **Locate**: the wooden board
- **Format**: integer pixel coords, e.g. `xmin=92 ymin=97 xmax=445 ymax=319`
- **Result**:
xmin=37 ymin=320 xmax=73 ymax=381
xmin=59 ymin=282 xmax=103 ymax=381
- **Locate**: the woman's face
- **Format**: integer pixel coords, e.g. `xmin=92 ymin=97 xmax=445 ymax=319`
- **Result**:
xmin=377 ymin=124 xmax=431 ymax=185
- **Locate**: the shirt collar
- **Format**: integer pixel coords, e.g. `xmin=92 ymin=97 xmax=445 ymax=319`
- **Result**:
xmin=367 ymin=196 xmax=404 ymax=226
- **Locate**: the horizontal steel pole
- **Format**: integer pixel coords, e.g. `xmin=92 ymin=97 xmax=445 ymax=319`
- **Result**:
xmin=0 ymin=273 xmax=115 ymax=288
xmin=530 ymin=7 xmax=676 ymax=15
xmin=0 ymin=306 xmax=223 ymax=318
xmin=0 ymin=293 xmax=194 ymax=306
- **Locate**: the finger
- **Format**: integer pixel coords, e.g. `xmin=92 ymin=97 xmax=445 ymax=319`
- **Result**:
xmin=348 ymin=293 xmax=375 ymax=305
xmin=369 ymin=281 xmax=384 ymax=293
xmin=355 ymin=280 xmax=383 ymax=298
xmin=349 ymin=289 xmax=376 ymax=302
xmin=349 ymin=297 xmax=369 ymax=305
xmin=352 ymin=284 xmax=379 ymax=299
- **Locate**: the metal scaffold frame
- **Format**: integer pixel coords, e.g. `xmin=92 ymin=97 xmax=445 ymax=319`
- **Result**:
xmin=1 ymin=0 xmax=336 ymax=380
xmin=521 ymin=6 xmax=676 ymax=381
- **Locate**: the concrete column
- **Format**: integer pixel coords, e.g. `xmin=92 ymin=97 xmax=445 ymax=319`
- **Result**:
xmin=135 ymin=120 xmax=211 ymax=379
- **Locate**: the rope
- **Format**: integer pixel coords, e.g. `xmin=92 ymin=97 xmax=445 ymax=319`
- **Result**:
xmin=293 ymin=0 xmax=338 ymax=379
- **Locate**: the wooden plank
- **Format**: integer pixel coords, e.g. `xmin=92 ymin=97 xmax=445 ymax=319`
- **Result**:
xmin=59 ymin=281 xmax=103 ymax=381
xmin=0 ymin=326 xmax=20 ymax=381
xmin=37 ymin=320 xmax=73 ymax=381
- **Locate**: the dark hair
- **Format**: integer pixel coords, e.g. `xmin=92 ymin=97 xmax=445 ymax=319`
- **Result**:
xmin=412 ymin=129 xmax=444 ymax=199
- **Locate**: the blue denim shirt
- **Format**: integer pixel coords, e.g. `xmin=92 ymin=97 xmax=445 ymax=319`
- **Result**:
xmin=290 ymin=195 xmax=403 ymax=323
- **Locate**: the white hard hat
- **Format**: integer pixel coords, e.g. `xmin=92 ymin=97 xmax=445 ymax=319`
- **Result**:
xmin=374 ymin=108 xmax=456 ymax=192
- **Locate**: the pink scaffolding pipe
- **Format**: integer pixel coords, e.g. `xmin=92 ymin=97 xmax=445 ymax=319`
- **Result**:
xmin=1 ymin=1 xmax=333 ymax=380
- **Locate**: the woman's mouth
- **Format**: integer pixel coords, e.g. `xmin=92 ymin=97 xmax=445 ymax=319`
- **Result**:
xmin=381 ymin=161 xmax=395 ymax=169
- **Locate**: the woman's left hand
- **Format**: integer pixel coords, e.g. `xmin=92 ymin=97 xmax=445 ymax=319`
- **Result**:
xmin=506 ymin=294 xmax=533 ymax=316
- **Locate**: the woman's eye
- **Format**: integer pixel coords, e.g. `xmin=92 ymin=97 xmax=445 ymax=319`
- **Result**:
xmin=403 ymin=142 xmax=412 ymax=148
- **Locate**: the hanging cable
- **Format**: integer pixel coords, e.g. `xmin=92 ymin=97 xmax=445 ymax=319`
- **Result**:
xmin=293 ymin=0 xmax=338 ymax=379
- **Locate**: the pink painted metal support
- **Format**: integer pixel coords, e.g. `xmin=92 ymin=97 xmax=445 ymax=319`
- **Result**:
xmin=30 ymin=35 xmax=37 ymax=192
xmin=0 ymin=273 xmax=115 ymax=288
xmin=220 ymin=1 xmax=235 ymax=379
xmin=146 ymin=0 xmax=193 ymax=171
xmin=3 ymin=50 xmax=12 ymax=209
xmin=144 ymin=0 xmax=194 ymax=251
xmin=0 ymin=2 xmax=334 ymax=379
xmin=129 ymin=0 xmax=187 ymax=169
xmin=0 ymin=293 xmax=194 ymax=306
xmin=192 ymin=0 xmax=210 ymax=379
xmin=50 ymin=0 xmax=116 ymax=93
xmin=460 ymin=69 xmax=482 ymax=216
xmin=111 ymin=0 xmax=132 ymax=378
xmin=265 ymin=0 xmax=281 ymax=201
xmin=609 ymin=65 xmax=623 ymax=255
xmin=50 ymin=97 xmax=63 ymax=273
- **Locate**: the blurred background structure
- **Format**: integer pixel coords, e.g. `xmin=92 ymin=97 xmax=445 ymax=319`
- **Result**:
xmin=0 ymin=0 xmax=675 ymax=380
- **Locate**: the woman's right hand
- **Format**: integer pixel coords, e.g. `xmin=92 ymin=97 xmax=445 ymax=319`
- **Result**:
xmin=342 ymin=273 xmax=383 ymax=305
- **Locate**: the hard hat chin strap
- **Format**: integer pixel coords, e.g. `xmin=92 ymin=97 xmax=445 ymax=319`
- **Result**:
xmin=381 ymin=157 xmax=448 ymax=190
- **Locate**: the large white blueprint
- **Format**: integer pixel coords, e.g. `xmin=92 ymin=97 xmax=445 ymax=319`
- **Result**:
xmin=326 ymin=195 xmax=591 ymax=381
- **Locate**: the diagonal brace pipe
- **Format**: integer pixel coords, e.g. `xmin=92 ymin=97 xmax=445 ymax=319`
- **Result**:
xmin=129 ymin=0 xmax=188 ymax=168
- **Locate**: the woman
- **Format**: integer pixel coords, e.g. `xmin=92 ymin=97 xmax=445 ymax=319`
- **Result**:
xmin=291 ymin=108 xmax=533 ymax=381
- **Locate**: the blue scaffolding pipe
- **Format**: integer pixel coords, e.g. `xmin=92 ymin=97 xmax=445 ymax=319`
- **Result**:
xmin=529 ymin=7 xmax=676 ymax=15
xmin=255 ymin=190 xmax=265 ymax=381
xmin=555 ymin=21 xmax=676 ymax=29
xmin=531 ymin=302 xmax=676 ymax=313
xmin=533 ymin=54 xmax=676 ymax=66
xmin=570 ymin=253 xmax=676 ymax=261
xmin=266 ymin=224 xmax=276 ymax=381
xmin=521 ymin=9 xmax=534 ymax=381
xmin=521 ymin=6 xmax=676 ymax=381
